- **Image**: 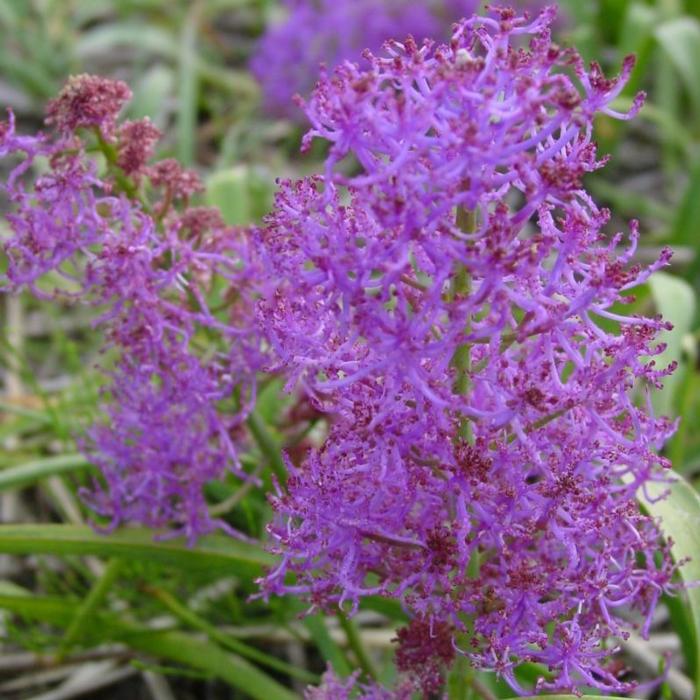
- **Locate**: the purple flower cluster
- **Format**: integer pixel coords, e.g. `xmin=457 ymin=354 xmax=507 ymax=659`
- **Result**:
xmin=305 ymin=666 xmax=412 ymax=700
xmin=1 ymin=76 xmax=264 ymax=541
xmin=0 ymin=5 xmax=682 ymax=695
xmin=257 ymin=7 xmax=677 ymax=694
xmin=251 ymin=0 xmax=479 ymax=117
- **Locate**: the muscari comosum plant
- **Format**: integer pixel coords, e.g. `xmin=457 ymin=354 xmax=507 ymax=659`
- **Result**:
xmin=0 ymin=5 xmax=684 ymax=698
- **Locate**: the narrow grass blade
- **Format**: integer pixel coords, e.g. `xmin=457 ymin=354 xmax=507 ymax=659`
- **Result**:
xmin=0 ymin=524 xmax=273 ymax=575
xmin=0 ymin=593 xmax=300 ymax=700
xmin=0 ymin=454 xmax=92 ymax=490
xmin=303 ymin=614 xmax=352 ymax=677
xmin=148 ymin=586 xmax=319 ymax=684
xmin=124 ymin=630 xmax=301 ymax=700
xmin=177 ymin=1 xmax=202 ymax=165
xmin=59 ymin=558 xmax=124 ymax=658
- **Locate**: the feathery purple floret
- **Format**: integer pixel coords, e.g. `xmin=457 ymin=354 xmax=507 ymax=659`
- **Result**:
xmin=305 ymin=666 xmax=412 ymax=700
xmin=258 ymin=6 xmax=678 ymax=694
xmin=251 ymin=0 xmax=479 ymax=118
xmin=0 ymin=76 xmax=264 ymax=541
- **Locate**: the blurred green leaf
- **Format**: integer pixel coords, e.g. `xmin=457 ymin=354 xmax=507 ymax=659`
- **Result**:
xmin=0 ymin=454 xmax=92 ymax=490
xmin=207 ymin=168 xmax=251 ymax=225
xmin=255 ymin=378 xmax=287 ymax=424
xmin=0 ymin=52 xmax=57 ymax=100
xmin=0 ymin=524 xmax=272 ymax=575
xmin=76 ymin=23 xmax=257 ymax=96
xmin=0 ymin=0 xmax=19 ymax=27
xmin=667 ymin=367 xmax=700 ymax=472
xmin=648 ymin=272 xmax=695 ymax=416
xmin=76 ymin=24 xmax=178 ymax=59
xmin=655 ymin=17 xmax=700 ymax=117
xmin=127 ymin=65 xmax=174 ymax=123
xmin=177 ymin=1 xmax=202 ymax=166
xmin=206 ymin=166 xmax=274 ymax=225
xmin=669 ymin=157 xmax=700 ymax=247
xmin=588 ymin=178 xmax=672 ymax=222
xmin=666 ymin=591 xmax=698 ymax=682
xmin=609 ymin=96 xmax=695 ymax=158
xmin=247 ymin=410 xmax=286 ymax=484
xmin=618 ymin=3 xmax=658 ymax=96
xmin=360 ymin=596 xmax=409 ymax=622
xmin=598 ymin=0 xmax=631 ymax=43
xmin=640 ymin=471 xmax=700 ymax=698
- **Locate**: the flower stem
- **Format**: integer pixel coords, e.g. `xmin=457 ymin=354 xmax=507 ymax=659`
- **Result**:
xmin=247 ymin=410 xmax=287 ymax=485
xmin=337 ymin=612 xmax=378 ymax=681
xmin=91 ymin=128 xmax=139 ymax=201
xmin=146 ymin=586 xmax=319 ymax=684
xmin=57 ymin=557 xmax=123 ymax=659
xmin=452 ymin=206 xmax=476 ymax=441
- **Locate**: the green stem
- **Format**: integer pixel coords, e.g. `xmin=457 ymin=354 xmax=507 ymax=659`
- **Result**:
xmin=303 ymin=614 xmax=352 ymax=677
xmin=451 ymin=206 xmax=476 ymax=441
xmin=58 ymin=557 xmax=123 ymax=659
xmin=92 ymin=128 xmax=140 ymax=201
xmin=247 ymin=411 xmax=287 ymax=484
xmin=450 ymin=267 xmax=472 ymax=444
xmin=447 ymin=655 xmax=472 ymax=700
xmin=147 ymin=587 xmax=318 ymax=684
xmin=337 ymin=612 xmax=378 ymax=681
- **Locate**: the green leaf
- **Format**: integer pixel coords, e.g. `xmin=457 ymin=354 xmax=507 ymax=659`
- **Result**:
xmin=206 ymin=166 xmax=274 ymax=226
xmin=303 ymin=614 xmax=352 ymax=677
xmin=255 ymin=378 xmax=287 ymax=424
xmin=75 ymin=24 xmax=257 ymax=96
xmin=123 ymin=629 xmax=300 ymax=700
xmin=360 ymin=596 xmax=409 ymax=622
xmin=206 ymin=167 xmax=254 ymax=225
xmin=608 ymin=96 xmax=695 ymax=158
xmin=76 ymin=25 xmax=178 ymax=60
xmin=667 ymin=364 xmax=700 ymax=472
xmin=0 ymin=524 xmax=273 ymax=575
xmin=587 ymin=177 xmax=673 ymax=222
xmin=640 ymin=471 xmax=700 ymax=697
xmin=648 ymin=272 xmax=696 ymax=416
xmin=0 ymin=593 xmax=300 ymax=700
xmin=149 ymin=586 xmax=319 ymax=684
xmin=669 ymin=157 xmax=700 ymax=247
xmin=59 ymin=558 xmax=124 ymax=658
xmin=665 ymin=591 xmax=698 ymax=681
xmin=0 ymin=0 xmax=18 ymax=27
xmin=177 ymin=1 xmax=202 ymax=166
xmin=247 ymin=411 xmax=287 ymax=484
xmin=655 ymin=17 xmax=700 ymax=116
xmin=619 ymin=3 xmax=657 ymax=56
xmin=0 ymin=454 xmax=92 ymax=491
xmin=127 ymin=66 xmax=174 ymax=122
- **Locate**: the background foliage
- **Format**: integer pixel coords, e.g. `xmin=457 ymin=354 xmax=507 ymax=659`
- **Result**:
xmin=1 ymin=0 xmax=700 ymax=698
